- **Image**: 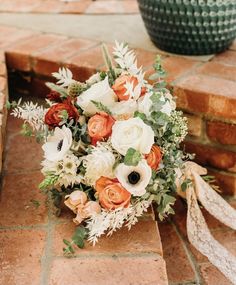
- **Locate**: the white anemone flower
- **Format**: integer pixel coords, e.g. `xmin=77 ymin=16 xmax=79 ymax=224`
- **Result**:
xmin=42 ymin=126 xmax=72 ymax=162
xmin=115 ymin=159 xmax=152 ymax=197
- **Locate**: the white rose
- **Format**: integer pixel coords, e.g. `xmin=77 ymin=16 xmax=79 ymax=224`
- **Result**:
xmin=115 ymin=159 xmax=152 ymax=196
xmin=42 ymin=126 xmax=72 ymax=162
xmin=137 ymin=92 xmax=152 ymax=117
xmin=83 ymin=143 xmax=115 ymax=186
xmin=77 ymin=76 xmax=117 ymax=116
xmin=111 ymin=117 xmax=154 ymax=155
xmin=111 ymin=99 xmax=138 ymax=120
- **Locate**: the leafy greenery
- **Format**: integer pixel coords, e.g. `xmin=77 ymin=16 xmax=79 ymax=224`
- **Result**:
xmin=30 ymin=199 xmax=40 ymax=208
xmin=46 ymin=82 xmax=68 ymax=98
xmin=39 ymin=172 xmax=59 ymax=191
xmin=102 ymin=44 xmax=116 ymax=84
xmin=124 ymin=148 xmax=142 ymax=166
xmin=63 ymin=226 xmax=89 ymax=256
xmin=181 ymin=178 xmax=192 ymax=192
xmin=20 ymin=123 xmax=33 ymax=137
xmin=150 ymin=55 xmax=167 ymax=90
xmin=91 ymin=100 xmax=112 ymax=115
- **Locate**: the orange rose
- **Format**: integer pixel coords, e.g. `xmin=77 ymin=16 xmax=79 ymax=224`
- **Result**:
xmin=45 ymin=99 xmax=79 ymax=128
xmin=112 ymin=75 xmax=139 ymax=101
xmin=95 ymin=176 xmax=131 ymax=210
xmin=88 ymin=112 xmax=115 ymax=145
xmin=145 ymin=145 xmax=162 ymax=171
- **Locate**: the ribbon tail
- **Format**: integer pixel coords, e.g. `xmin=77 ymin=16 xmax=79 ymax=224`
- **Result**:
xmin=186 ymin=186 xmax=236 ymax=285
xmin=192 ymin=172 xmax=236 ymax=230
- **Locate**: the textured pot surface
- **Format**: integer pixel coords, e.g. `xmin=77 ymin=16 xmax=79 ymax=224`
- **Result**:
xmin=138 ymin=0 xmax=236 ymax=55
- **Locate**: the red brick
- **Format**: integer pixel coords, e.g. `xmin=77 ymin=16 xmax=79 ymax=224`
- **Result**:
xmin=0 ymin=0 xmax=40 ymax=12
xmin=32 ymin=0 xmax=63 ymax=13
xmin=0 ymin=172 xmax=47 ymax=226
xmin=134 ymin=48 xmax=157 ymax=69
xmin=30 ymin=77 xmax=51 ymax=98
xmin=159 ymin=221 xmax=196 ymax=284
xmin=6 ymin=34 xmax=66 ymax=71
xmin=0 ymin=27 xmax=34 ymax=49
xmin=0 ymin=63 xmax=6 ymax=76
xmin=199 ymin=263 xmax=233 ymax=285
xmin=163 ymin=56 xmax=199 ymax=83
xmin=53 ymin=220 xmax=162 ymax=256
xmin=183 ymin=140 xmax=236 ymax=172
xmin=85 ymin=1 xmax=124 ymax=14
xmin=207 ymin=120 xmax=236 ymax=145
xmin=174 ymin=75 xmax=236 ymax=120
xmin=197 ymin=61 xmax=236 ymax=82
xmin=49 ymin=256 xmax=168 ymax=285
xmin=122 ymin=0 xmax=139 ymax=13
xmin=60 ymin=1 xmax=91 ymax=14
xmin=213 ymin=50 xmax=236 ymax=66
xmin=207 ymin=168 xmax=236 ymax=196
xmin=65 ymin=64 xmax=96 ymax=82
xmin=0 ymin=229 xmax=46 ymax=285
xmin=5 ymin=132 xmax=43 ymax=173
xmin=184 ymin=113 xmax=202 ymax=137
xmin=0 ymin=76 xmax=6 ymax=91
xmin=33 ymin=38 xmax=97 ymax=76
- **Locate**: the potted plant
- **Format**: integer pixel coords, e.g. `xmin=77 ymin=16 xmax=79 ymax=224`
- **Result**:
xmin=137 ymin=0 xmax=236 ymax=55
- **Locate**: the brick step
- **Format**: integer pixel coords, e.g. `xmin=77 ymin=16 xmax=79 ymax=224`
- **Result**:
xmin=0 ymin=0 xmax=139 ymax=15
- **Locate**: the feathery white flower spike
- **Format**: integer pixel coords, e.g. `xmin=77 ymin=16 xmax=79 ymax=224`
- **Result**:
xmin=113 ymin=41 xmax=142 ymax=77
xmin=52 ymin=67 xmax=74 ymax=87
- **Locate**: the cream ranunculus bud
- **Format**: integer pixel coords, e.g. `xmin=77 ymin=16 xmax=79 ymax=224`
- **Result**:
xmin=73 ymin=201 xmax=101 ymax=225
xmin=77 ymin=76 xmax=117 ymax=116
xmin=42 ymin=126 xmax=72 ymax=162
xmin=64 ymin=190 xmax=87 ymax=213
xmin=115 ymin=159 xmax=152 ymax=197
xmin=111 ymin=117 xmax=154 ymax=155
xmin=111 ymin=99 xmax=138 ymax=120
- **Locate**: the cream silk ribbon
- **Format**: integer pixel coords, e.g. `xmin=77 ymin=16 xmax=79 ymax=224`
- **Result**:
xmin=176 ymin=162 xmax=236 ymax=285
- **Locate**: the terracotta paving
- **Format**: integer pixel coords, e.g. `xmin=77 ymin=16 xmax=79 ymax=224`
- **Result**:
xmin=0 ymin=22 xmax=235 ymax=284
xmin=0 ymin=0 xmax=139 ymax=14
xmin=1 ymin=115 xmax=235 ymax=284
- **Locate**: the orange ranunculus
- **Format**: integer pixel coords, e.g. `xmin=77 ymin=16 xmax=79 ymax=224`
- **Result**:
xmin=145 ymin=144 xmax=162 ymax=171
xmin=45 ymin=99 xmax=79 ymax=129
xmin=95 ymin=176 xmax=131 ymax=210
xmin=87 ymin=112 xmax=115 ymax=145
xmin=112 ymin=75 xmax=140 ymax=101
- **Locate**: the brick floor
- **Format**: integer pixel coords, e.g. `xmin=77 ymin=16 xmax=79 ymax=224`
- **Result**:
xmin=0 ymin=0 xmax=139 ymax=14
xmin=0 ymin=24 xmax=236 ymax=285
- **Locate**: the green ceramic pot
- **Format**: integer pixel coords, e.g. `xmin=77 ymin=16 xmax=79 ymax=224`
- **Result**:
xmin=137 ymin=0 xmax=236 ymax=55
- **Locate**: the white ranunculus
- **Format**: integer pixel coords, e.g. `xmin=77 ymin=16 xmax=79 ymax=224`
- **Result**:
xmin=115 ymin=159 xmax=152 ymax=196
xmin=111 ymin=117 xmax=154 ymax=155
xmin=77 ymin=76 xmax=117 ymax=116
xmin=83 ymin=143 xmax=115 ymax=186
xmin=111 ymin=99 xmax=138 ymax=120
xmin=42 ymin=126 xmax=72 ymax=162
xmin=137 ymin=92 xmax=152 ymax=117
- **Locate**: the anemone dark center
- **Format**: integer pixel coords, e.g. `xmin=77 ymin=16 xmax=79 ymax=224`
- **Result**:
xmin=128 ymin=171 xmax=141 ymax=185
xmin=57 ymin=140 xmax=63 ymax=151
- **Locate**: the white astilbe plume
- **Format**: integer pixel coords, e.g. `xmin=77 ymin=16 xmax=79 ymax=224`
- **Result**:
xmin=11 ymin=101 xmax=47 ymax=131
xmin=52 ymin=67 xmax=75 ymax=87
xmin=113 ymin=41 xmax=145 ymax=79
xmin=86 ymin=199 xmax=152 ymax=245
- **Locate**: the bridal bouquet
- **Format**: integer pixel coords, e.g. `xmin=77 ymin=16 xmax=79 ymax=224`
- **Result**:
xmin=10 ymin=43 xmax=236 ymax=283
xmin=11 ymin=42 xmax=189 ymax=246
